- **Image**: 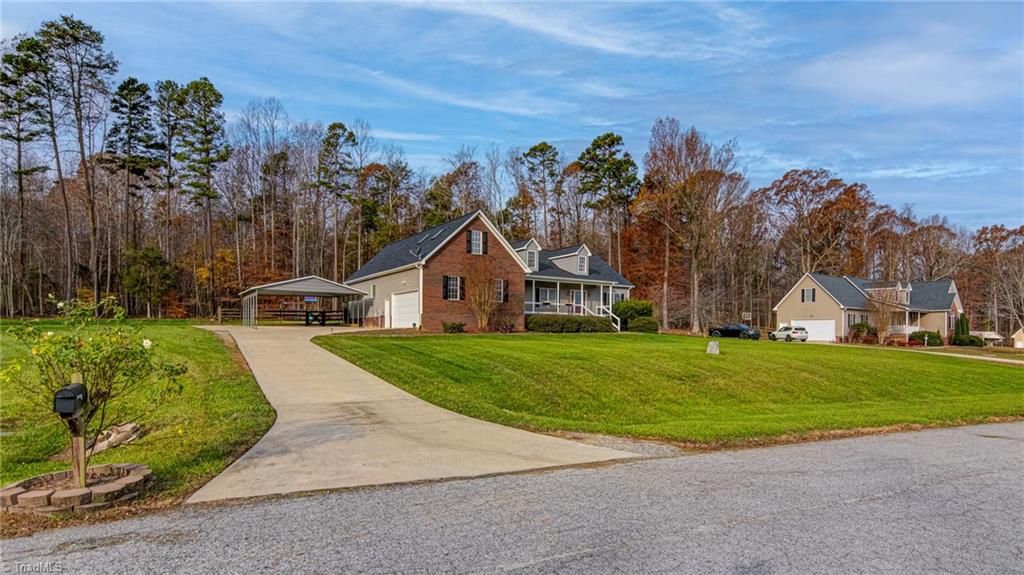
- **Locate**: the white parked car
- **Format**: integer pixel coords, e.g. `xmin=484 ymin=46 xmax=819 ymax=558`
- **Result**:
xmin=769 ymin=326 xmax=808 ymax=342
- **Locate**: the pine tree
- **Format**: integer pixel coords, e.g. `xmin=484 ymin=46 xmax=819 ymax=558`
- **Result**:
xmin=175 ymin=77 xmax=230 ymax=315
xmin=315 ymin=122 xmax=356 ymax=280
xmin=577 ymin=132 xmax=639 ymax=272
xmin=107 ymin=77 xmax=160 ymax=251
xmin=1 ymin=36 xmax=48 ymax=313
xmin=154 ymin=80 xmax=184 ymax=258
xmin=37 ymin=15 xmax=119 ymax=309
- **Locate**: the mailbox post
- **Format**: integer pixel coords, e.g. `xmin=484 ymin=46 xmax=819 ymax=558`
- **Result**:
xmin=53 ymin=373 xmax=88 ymax=487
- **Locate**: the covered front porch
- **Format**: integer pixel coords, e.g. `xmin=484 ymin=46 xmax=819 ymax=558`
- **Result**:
xmin=886 ymin=310 xmax=926 ymax=336
xmin=525 ymin=278 xmax=627 ymax=329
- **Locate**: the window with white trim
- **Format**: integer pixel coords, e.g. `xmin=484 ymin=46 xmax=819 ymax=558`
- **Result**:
xmin=470 ymin=230 xmax=483 ymax=255
xmin=577 ymin=255 xmax=587 ymax=274
xmin=493 ymin=279 xmax=505 ymax=302
xmin=613 ymin=292 xmax=625 ymax=303
xmin=538 ymin=287 xmax=557 ymax=303
xmin=370 ymin=284 xmax=376 ymax=298
xmin=444 ymin=276 xmax=461 ymax=301
xmin=800 ymin=288 xmax=815 ymax=303
xmin=527 ymin=250 xmax=537 ymax=269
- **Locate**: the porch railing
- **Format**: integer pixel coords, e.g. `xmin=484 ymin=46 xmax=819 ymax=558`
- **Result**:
xmin=888 ymin=325 xmax=918 ymax=335
xmin=525 ymin=302 xmax=621 ymax=331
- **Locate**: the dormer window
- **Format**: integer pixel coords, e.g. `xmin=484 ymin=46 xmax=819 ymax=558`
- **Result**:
xmin=527 ymin=250 xmax=537 ymax=270
xmin=577 ymin=255 xmax=588 ymax=274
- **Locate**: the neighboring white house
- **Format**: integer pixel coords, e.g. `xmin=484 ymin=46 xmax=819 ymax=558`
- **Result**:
xmin=1013 ymin=328 xmax=1024 ymax=349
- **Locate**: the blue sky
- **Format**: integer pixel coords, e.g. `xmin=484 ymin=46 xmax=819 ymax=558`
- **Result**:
xmin=4 ymin=1 xmax=1023 ymax=228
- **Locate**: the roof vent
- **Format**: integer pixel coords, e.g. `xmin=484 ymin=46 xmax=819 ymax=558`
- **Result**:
xmin=430 ymin=228 xmax=445 ymax=240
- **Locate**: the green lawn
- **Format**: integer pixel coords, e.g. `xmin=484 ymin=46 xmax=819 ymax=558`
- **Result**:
xmin=315 ymin=333 xmax=1024 ymax=444
xmin=919 ymin=346 xmax=1024 ymax=360
xmin=0 ymin=321 xmax=275 ymax=497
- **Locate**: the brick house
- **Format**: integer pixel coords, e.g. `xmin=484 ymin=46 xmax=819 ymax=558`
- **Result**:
xmin=344 ymin=211 xmax=634 ymax=331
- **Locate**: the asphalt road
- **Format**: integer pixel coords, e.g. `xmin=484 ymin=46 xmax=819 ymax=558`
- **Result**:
xmin=3 ymin=423 xmax=1022 ymax=574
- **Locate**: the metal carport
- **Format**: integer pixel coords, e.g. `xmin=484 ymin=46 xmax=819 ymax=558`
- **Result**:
xmin=239 ymin=276 xmax=366 ymax=327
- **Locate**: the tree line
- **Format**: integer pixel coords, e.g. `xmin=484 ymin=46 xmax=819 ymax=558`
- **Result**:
xmin=1 ymin=15 xmax=1021 ymax=336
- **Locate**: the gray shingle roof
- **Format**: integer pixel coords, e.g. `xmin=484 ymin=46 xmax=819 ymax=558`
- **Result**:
xmin=346 ymin=211 xmax=479 ymax=282
xmin=510 ymin=239 xmax=533 ymax=250
xmin=816 ymin=274 xmax=956 ymax=311
xmin=904 ymin=278 xmax=957 ymax=310
xmin=346 ymin=214 xmax=634 ymax=287
xmin=528 ymin=246 xmax=634 ymax=287
xmin=810 ymin=273 xmax=869 ymax=309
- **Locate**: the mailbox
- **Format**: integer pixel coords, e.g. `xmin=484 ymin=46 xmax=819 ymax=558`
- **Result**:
xmin=53 ymin=384 xmax=87 ymax=418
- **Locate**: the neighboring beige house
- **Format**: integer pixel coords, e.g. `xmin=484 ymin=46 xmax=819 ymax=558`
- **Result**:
xmin=1013 ymin=328 xmax=1024 ymax=349
xmin=773 ymin=272 xmax=964 ymax=342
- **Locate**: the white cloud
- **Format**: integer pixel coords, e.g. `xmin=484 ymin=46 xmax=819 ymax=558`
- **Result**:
xmin=426 ymin=3 xmax=653 ymax=58
xmin=372 ymin=129 xmax=441 ymax=142
xmin=418 ymin=2 xmax=774 ymax=61
xmin=795 ymin=40 xmax=1022 ymax=108
xmin=356 ymin=66 xmax=573 ymax=118
xmin=859 ymin=162 xmax=1001 ymax=180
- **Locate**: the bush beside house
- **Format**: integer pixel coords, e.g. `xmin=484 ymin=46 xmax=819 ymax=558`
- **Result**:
xmin=612 ymin=300 xmax=654 ymax=330
xmin=628 ymin=317 xmax=659 ymax=333
xmin=909 ymin=330 xmax=943 ymax=346
xmin=527 ymin=315 xmax=614 ymax=333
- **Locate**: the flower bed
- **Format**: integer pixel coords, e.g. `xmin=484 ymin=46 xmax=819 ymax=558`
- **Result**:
xmin=0 ymin=464 xmax=152 ymax=515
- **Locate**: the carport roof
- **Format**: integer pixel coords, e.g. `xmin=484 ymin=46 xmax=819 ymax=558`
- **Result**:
xmin=239 ymin=276 xmax=366 ymax=298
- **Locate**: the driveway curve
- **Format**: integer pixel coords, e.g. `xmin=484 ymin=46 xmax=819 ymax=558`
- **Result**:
xmin=188 ymin=326 xmax=632 ymax=503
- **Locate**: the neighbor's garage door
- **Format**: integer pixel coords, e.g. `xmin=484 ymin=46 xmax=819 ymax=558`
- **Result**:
xmin=791 ymin=319 xmax=835 ymax=342
xmin=391 ymin=291 xmax=419 ymax=328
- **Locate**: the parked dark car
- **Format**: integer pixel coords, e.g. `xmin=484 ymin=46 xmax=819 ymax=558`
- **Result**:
xmin=707 ymin=323 xmax=761 ymax=340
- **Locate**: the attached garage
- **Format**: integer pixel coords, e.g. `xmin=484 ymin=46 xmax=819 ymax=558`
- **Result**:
xmin=391 ymin=291 xmax=419 ymax=328
xmin=791 ymin=319 xmax=836 ymax=342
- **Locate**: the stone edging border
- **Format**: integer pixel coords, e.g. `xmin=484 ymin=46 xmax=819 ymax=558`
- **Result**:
xmin=0 ymin=464 xmax=153 ymax=515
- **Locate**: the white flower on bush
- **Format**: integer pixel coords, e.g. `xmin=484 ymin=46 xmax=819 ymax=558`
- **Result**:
xmin=142 ymin=339 xmax=153 ymax=350
xmin=56 ymin=302 xmax=65 ymax=309
xmin=44 ymin=331 xmax=54 ymax=338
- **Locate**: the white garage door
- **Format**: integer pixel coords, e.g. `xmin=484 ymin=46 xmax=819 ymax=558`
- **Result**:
xmin=791 ymin=319 xmax=835 ymax=342
xmin=391 ymin=291 xmax=419 ymax=328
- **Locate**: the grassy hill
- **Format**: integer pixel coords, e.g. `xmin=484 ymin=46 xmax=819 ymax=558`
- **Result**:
xmin=316 ymin=333 xmax=1024 ymax=445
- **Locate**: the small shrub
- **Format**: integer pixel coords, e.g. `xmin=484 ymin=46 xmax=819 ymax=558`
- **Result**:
xmin=850 ymin=322 xmax=877 ymax=337
xmin=909 ymin=330 xmax=943 ymax=346
xmin=526 ymin=315 xmax=613 ymax=333
xmin=442 ymin=322 xmax=465 ymax=334
xmin=952 ymin=334 xmax=984 ymax=347
xmin=628 ymin=316 xmax=659 ymax=333
xmin=862 ymin=335 xmax=878 ymax=345
xmin=492 ymin=318 xmax=516 ymax=333
xmin=612 ymin=300 xmax=653 ymax=330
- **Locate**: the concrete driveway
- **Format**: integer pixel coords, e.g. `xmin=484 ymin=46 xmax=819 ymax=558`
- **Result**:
xmin=187 ymin=326 xmax=632 ymax=503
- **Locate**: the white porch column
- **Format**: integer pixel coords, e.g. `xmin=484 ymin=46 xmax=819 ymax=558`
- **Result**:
xmin=556 ymin=282 xmax=560 ymax=313
xmin=580 ymin=282 xmax=585 ymax=313
xmin=531 ymin=279 xmax=536 ymax=313
xmin=904 ymin=310 xmax=909 ymax=334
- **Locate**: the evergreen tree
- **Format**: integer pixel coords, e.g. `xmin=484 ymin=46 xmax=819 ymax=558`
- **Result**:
xmin=1 ymin=36 xmax=48 ymax=313
xmin=37 ymin=15 xmax=119 ymax=309
xmin=315 ymin=122 xmax=357 ymax=280
xmin=154 ymin=80 xmax=184 ymax=257
xmin=577 ymin=132 xmax=639 ymax=271
xmin=10 ymin=34 xmax=76 ymax=301
xmin=175 ymin=77 xmax=230 ymax=315
xmin=120 ymin=245 xmax=174 ymax=318
xmin=107 ymin=77 xmax=160 ymax=250
xmin=522 ymin=141 xmax=560 ymax=242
